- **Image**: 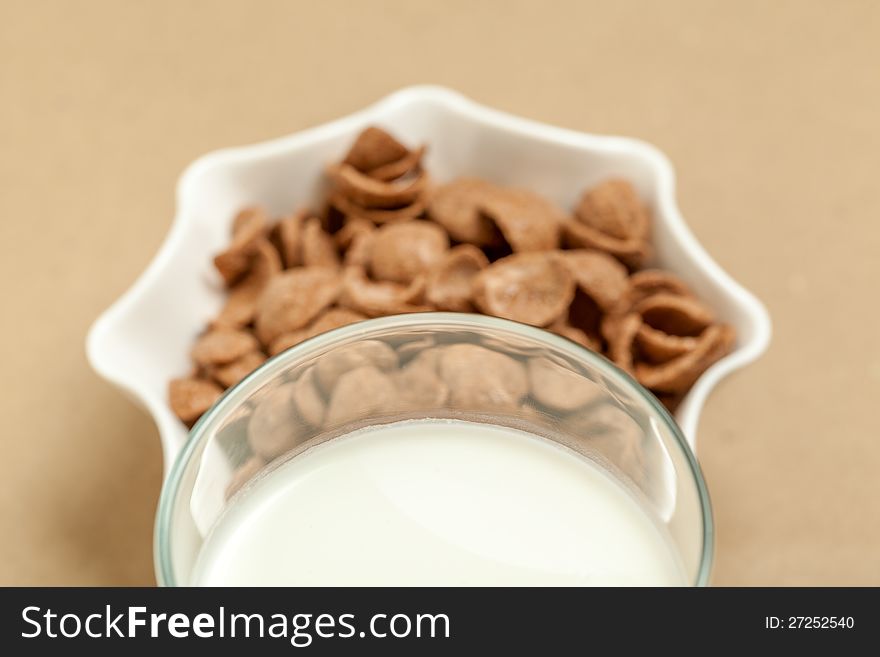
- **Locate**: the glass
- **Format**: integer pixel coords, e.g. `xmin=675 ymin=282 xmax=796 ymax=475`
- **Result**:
xmin=155 ymin=313 xmax=713 ymax=586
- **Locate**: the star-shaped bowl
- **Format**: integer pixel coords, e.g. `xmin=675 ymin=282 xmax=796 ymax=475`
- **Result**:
xmin=87 ymin=86 xmax=771 ymax=472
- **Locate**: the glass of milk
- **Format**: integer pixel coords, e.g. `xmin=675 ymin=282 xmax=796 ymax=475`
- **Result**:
xmin=156 ymin=313 xmax=713 ymax=586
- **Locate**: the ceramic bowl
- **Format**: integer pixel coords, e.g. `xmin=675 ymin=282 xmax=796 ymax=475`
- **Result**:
xmin=86 ymin=85 xmax=771 ymax=471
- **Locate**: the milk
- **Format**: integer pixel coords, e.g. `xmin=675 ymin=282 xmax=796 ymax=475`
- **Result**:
xmin=192 ymin=419 xmax=687 ymax=586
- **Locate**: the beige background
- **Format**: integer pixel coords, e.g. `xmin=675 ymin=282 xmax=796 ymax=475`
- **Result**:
xmin=1 ymin=0 xmax=878 ymax=586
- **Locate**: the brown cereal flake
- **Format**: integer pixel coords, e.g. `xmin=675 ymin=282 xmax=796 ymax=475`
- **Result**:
xmin=635 ymin=324 xmax=698 ymax=363
xmin=191 ymin=327 xmax=260 ymax=367
xmin=301 ymin=216 xmax=340 ymax=268
xmin=213 ymin=206 xmax=269 ymax=286
xmin=315 ymin=339 xmax=398 ymax=395
xmin=438 ymin=343 xmax=528 ymax=410
xmin=169 ymin=377 xmax=223 ymax=424
xmin=330 ymin=192 xmax=428 ymax=224
xmin=327 ymin=163 xmax=428 ymax=210
xmin=291 ymin=367 xmax=325 ymax=428
xmin=562 ymin=219 xmax=650 ymax=269
xmin=325 ymin=365 xmax=397 ymax=426
xmin=390 ymin=353 xmax=450 ymax=411
xmin=635 ymin=324 xmax=735 ymax=393
xmin=215 ymin=239 xmax=281 ymax=327
xmin=254 ymin=267 xmax=341 ymax=346
xmin=369 ymin=220 xmax=449 ymax=284
xmin=427 ymin=178 xmax=501 ymax=245
xmin=564 ymin=403 xmax=645 ymax=479
xmin=210 ymin=350 xmax=266 ymax=389
xmin=425 ymin=244 xmax=489 ymax=312
xmin=339 ymin=266 xmax=431 ymax=317
xmin=478 ymin=187 xmax=563 ymax=253
xmin=268 ymin=307 xmax=368 ymax=356
xmin=575 ymin=180 xmax=650 ymax=241
xmin=271 ymin=211 xmax=307 ymax=268
xmin=472 ymin=252 xmax=575 ymax=327
xmin=601 ymin=312 xmax=642 ymax=373
xmin=247 ymin=383 xmax=305 ymax=460
xmin=548 ymin=319 xmax=601 ymax=352
xmin=634 ymin=292 xmax=714 ymax=337
xmin=368 ymin=145 xmax=426 ymax=181
xmin=343 ymin=126 xmax=410 ymax=173
xmin=628 ymin=269 xmax=693 ymax=305
xmin=527 ymin=357 xmax=604 ymax=412
xmin=558 ymin=249 xmax=630 ymax=312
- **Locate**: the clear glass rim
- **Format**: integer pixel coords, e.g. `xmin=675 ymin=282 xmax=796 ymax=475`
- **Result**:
xmin=155 ymin=312 xmax=714 ymax=586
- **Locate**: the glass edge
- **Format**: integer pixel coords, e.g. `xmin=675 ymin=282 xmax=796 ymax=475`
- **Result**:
xmin=155 ymin=312 xmax=715 ymax=587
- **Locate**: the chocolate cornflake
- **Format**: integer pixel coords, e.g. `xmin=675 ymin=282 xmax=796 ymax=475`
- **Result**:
xmin=425 ymin=244 xmax=488 ymax=312
xmin=254 ymin=267 xmax=341 ymax=345
xmin=472 ymin=252 xmax=575 ymax=327
xmin=168 ymin=377 xmax=223 ymax=425
xmin=563 ymin=180 xmax=651 ymax=268
xmin=369 ymin=220 xmax=449 ymax=284
xmin=438 ymin=343 xmax=528 ymax=410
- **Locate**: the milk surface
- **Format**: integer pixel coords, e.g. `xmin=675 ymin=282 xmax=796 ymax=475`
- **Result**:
xmin=192 ymin=419 xmax=686 ymax=586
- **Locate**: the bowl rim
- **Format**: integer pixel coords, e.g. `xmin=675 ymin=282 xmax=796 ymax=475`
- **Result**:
xmin=86 ymin=84 xmax=771 ymax=466
xmin=155 ymin=312 xmax=715 ymax=587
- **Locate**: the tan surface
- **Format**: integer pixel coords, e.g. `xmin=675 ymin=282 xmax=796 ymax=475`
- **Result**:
xmin=1 ymin=0 xmax=878 ymax=586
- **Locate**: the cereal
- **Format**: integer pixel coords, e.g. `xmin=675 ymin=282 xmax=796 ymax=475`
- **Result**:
xmin=170 ymin=127 xmax=736 ymax=427
xmin=215 ymin=239 xmax=281 ymax=327
xmin=271 ymin=210 xmax=306 ymax=268
xmin=473 ymin=252 xmax=575 ymax=327
xmin=527 ymin=357 xmax=603 ymax=412
xmin=336 ymin=218 xmax=376 ymax=267
xmin=558 ymin=249 xmax=630 ymax=312
xmin=335 ymin=216 xmax=374 ymax=250
xmin=314 ymin=339 xmax=398 ymax=395
xmin=213 ymin=206 xmax=269 ymax=285
xmin=210 ymin=350 xmax=267 ymax=389
xmin=390 ymin=353 xmax=450 ymax=411
xmin=369 ymin=220 xmax=449 ymax=284
xmin=438 ymin=344 xmax=528 ymax=410
xmin=368 ymin=145 xmax=426 ymax=181
xmin=191 ymin=327 xmax=259 ymax=367
xmin=169 ymin=377 xmax=223 ymax=425
xmin=247 ymin=383 xmax=303 ymax=460
xmin=601 ymin=312 xmax=642 ymax=373
xmin=628 ymin=269 xmax=692 ymax=305
xmin=562 ymin=180 xmax=651 ymax=268
xmin=254 ymin=267 xmax=341 ymax=345
xmin=635 ymin=293 xmax=714 ymax=337
xmin=575 ymin=180 xmax=649 ymax=241
xmin=564 ymin=403 xmax=644 ymax=479
xmin=301 ymin=216 xmax=340 ymax=268
xmin=343 ymin=126 xmax=410 ymax=173
xmin=548 ymin=319 xmax=600 ymax=351
xmin=339 ymin=266 xmax=430 ymax=317
xmin=325 ymin=365 xmax=397 ymax=426
xmin=327 ymin=163 xmax=428 ymax=210
xmin=425 ymin=244 xmax=488 ymax=312
xmin=478 ymin=187 xmax=563 ymax=252
xmin=268 ymin=308 xmax=368 ymax=356
xmin=291 ymin=367 xmax=325 ymax=428
xmin=428 ymin=178 xmax=501 ymax=245
xmin=563 ymin=220 xmax=649 ymax=269
xmin=330 ymin=192 xmax=428 ymax=225
xmin=635 ymin=324 xmax=698 ymax=363
xmin=635 ymin=324 xmax=735 ymax=393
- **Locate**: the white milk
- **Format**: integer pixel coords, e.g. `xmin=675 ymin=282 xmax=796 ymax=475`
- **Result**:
xmin=192 ymin=419 xmax=687 ymax=586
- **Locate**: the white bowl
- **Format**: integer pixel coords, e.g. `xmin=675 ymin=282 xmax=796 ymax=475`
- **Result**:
xmin=86 ymin=85 xmax=771 ymax=472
